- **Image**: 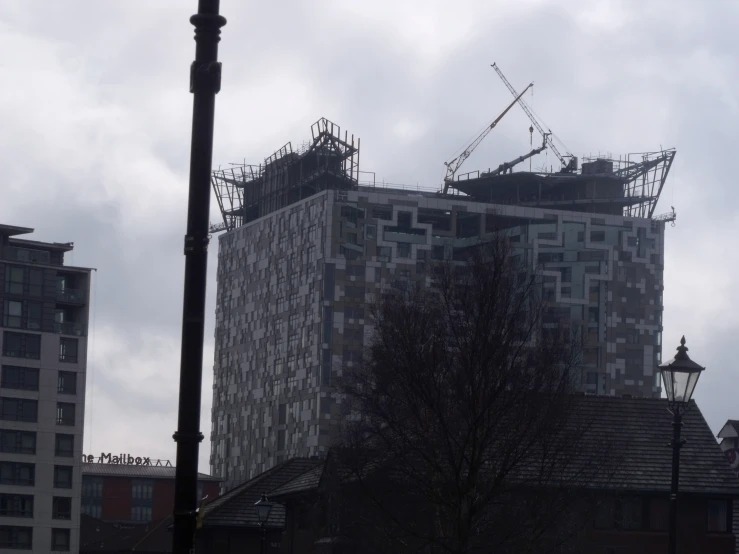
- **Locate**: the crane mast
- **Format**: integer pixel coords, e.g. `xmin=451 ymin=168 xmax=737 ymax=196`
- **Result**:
xmin=491 ymin=63 xmax=576 ymax=172
xmin=442 ymin=82 xmax=533 ymax=194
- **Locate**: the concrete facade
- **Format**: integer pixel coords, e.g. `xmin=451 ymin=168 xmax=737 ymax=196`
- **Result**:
xmin=0 ymin=224 xmax=91 ymax=553
xmin=211 ymin=188 xmax=665 ymax=488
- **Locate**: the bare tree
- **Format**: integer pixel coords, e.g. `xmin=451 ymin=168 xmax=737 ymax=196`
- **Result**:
xmin=335 ymin=233 xmax=615 ymax=554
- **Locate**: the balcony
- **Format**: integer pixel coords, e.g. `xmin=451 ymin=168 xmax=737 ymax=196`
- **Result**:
xmin=2 ymin=246 xmax=51 ymax=265
xmin=54 ymin=322 xmax=87 ymax=336
xmin=56 ymin=288 xmax=85 ymax=304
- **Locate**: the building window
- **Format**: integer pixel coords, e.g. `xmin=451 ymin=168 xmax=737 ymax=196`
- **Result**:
xmin=649 ymin=497 xmax=668 ymax=531
xmin=82 ymin=476 xmax=103 ymax=498
xmin=1 ymin=366 xmax=39 ymax=391
xmin=707 ymin=499 xmax=729 ymax=532
xmin=344 ymin=286 xmax=365 ymax=300
xmin=56 ymin=403 xmax=75 ymax=426
xmin=620 ymin=496 xmax=643 ymax=530
xmin=54 ymin=466 xmax=72 ymax=489
xmin=59 ymin=338 xmax=78 ymax=363
xmin=51 ymin=528 xmax=70 ymax=552
xmin=397 ymin=212 xmax=412 ymax=228
xmin=2 ymin=332 xmax=41 ymax=360
xmin=0 ymin=430 xmax=35 ymax=455
xmin=130 ymin=506 xmax=152 ymax=522
xmin=0 ymin=525 xmax=32 ymax=550
xmin=397 ymin=242 xmax=411 ymax=258
xmin=4 ymin=268 xmax=24 ymax=296
xmin=0 ymin=398 xmax=37 ymax=423
xmin=28 ymin=270 xmax=43 ymax=298
xmin=131 ymin=479 xmax=153 ymax=522
xmin=3 ymin=301 xmax=22 ymax=328
xmin=0 ymin=462 xmax=34 ymax=486
xmin=0 ymin=494 xmax=33 ymax=518
xmin=346 ymin=264 xmax=364 ymax=278
xmin=26 ymin=303 xmax=41 ymax=331
xmin=81 ymin=500 xmax=101 ymax=520
xmin=57 ymin=372 xmax=76 ymax=395
xmin=131 ymin=480 xmax=153 ymax=501
xmin=594 ymin=497 xmax=615 ymax=529
xmin=365 ymin=224 xmax=376 ymax=240
xmin=378 ymin=246 xmax=392 ymax=262
xmin=52 ymin=497 xmax=71 ymax=520
xmin=344 ymin=307 xmax=364 ymax=320
xmin=55 ymin=434 xmax=74 ymax=457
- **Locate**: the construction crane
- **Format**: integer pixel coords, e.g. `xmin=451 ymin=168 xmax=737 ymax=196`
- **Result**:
xmin=491 ymin=63 xmax=577 ymax=172
xmin=442 ymin=81 xmax=533 ymax=194
xmin=486 ymin=134 xmax=549 ymax=176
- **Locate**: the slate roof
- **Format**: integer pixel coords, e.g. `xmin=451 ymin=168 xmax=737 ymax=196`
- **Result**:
xmin=82 ymin=463 xmax=221 ymax=481
xmin=557 ymin=396 xmax=739 ymax=495
xmin=269 ymin=463 xmax=326 ymax=497
xmin=201 ymin=458 xmax=323 ymax=528
xmin=200 ymin=397 xmax=739 ymax=531
xmin=718 ymin=419 xmax=739 ymax=438
xmin=80 ymin=514 xmax=172 ymax=553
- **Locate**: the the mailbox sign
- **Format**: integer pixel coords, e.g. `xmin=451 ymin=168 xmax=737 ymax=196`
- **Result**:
xmin=82 ymin=453 xmax=173 ymax=467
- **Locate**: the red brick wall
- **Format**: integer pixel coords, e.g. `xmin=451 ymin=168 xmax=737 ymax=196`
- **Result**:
xmin=152 ymin=480 xmax=222 ymax=521
xmin=99 ymin=476 xmax=223 ymax=523
xmin=101 ymin=477 xmax=132 ymax=522
xmin=203 ymin=482 xmax=220 ymax=503
xmin=152 ymin=479 xmax=175 ymax=521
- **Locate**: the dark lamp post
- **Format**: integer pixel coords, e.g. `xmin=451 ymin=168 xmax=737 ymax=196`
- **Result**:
xmin=659 ymin=336 xmax=705 ymax=554
xmin=172 ymin=1 xmax=226 ymax=552
xmin=255 ymin=494 xmax=274 ymax=554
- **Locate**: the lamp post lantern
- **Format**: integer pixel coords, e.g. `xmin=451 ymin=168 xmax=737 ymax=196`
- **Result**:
xmin=659 ymin=336 xmax=705 ymax=554
xmin=254 ymin=494 xmax=274 ymax=554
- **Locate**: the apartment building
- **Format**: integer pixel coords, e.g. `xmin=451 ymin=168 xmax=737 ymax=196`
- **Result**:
xmin=0 ymin=224 xmax=91 ymax=552
xmin=209 ymin=119 xmax=673 ymax=488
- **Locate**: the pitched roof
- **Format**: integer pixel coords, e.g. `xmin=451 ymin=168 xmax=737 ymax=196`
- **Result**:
xmin=200 ymin=396 xmax=739 ymax=531
xmin=201 ymin=458 xmax=323 ymax=528
xmin=565 ymin=396 xmax=739 ymax=495
xmin=269 ymin=463 xmax=326 ymax=497
xmin=278 ymin=397 xmax=739 ymax=498
xmin=82 ymin=463 xmax=221 ymax=481
xmin=718 ymin=420 xmax=739 ymax=439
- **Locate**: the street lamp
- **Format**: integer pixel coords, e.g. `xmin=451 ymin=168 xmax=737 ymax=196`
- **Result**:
xmin=254 ymin=494 xmax=274 ymax=554
xmin=659 ymin=336 xmax=705 ymax=554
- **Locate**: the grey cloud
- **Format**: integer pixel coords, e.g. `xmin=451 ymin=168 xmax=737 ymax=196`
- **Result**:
xmin=1 ymin=0 xmax=737 ymax=472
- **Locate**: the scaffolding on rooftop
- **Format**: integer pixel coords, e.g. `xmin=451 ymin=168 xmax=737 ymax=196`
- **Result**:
xmin=211 ymin=118 xmax=359 ymax=232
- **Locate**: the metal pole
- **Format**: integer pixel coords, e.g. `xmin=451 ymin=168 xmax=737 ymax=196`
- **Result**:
xmin=668 ymin=410 xmax=683 ymax=554
xmin=260 ymin=525 xmax=266 ymax=554
xmin=172 ymin=1 xmax=226 ymax=553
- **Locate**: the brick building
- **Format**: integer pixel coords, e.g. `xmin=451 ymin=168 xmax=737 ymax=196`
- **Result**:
xmin=81 ymin=461 xmax=220 ymax=524
xmin=197 ymin=396 xmax=739 ymax=554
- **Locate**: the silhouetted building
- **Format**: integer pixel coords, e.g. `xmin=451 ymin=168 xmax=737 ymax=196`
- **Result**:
xmin=200 ymin=396 xmax=739 ymax=554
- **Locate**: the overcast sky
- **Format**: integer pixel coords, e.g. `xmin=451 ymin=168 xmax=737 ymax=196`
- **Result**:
xmin=0 ymin=0 xmax=736 ymax=472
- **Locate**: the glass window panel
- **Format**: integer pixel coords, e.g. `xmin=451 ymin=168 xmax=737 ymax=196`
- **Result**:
xmin=26 ymin=303 xmax=41 ymax=330
xmin=57 ymin=372 xmax=77 ymax=395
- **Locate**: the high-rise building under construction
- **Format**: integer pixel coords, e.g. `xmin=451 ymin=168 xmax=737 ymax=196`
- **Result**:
xmin=209 ymin=117 xmax=676 ymax=488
